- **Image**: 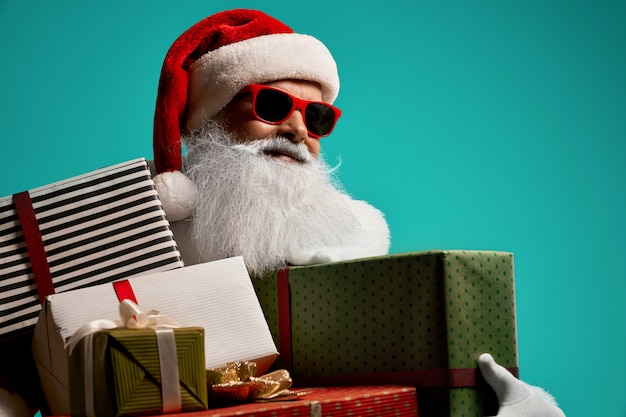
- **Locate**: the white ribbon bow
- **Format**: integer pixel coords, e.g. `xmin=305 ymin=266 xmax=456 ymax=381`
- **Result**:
xmin=68 ymin=299 xmax=183 ymax=416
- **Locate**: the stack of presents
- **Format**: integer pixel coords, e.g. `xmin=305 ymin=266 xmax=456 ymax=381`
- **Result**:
xmin=1 ymin=159 xmax=518 ymax=417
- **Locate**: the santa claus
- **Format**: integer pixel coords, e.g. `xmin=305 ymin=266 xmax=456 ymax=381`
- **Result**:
xmin=148 ymin=9 xmax=566 ymax=417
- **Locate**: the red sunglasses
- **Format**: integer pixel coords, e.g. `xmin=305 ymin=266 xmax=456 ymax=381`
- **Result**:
xmin=238 ymin=84 xmax=342 ymax=138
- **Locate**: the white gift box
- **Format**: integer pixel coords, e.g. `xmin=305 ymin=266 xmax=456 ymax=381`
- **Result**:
xmin=33 ymin=256 xmax=279 ymax=416
xmin=0 ymin=158 xmax=183 ymax=339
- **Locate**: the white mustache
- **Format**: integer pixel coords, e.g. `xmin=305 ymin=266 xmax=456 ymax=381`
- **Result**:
xmin=231 ymin=136 xmax=314 ymax=163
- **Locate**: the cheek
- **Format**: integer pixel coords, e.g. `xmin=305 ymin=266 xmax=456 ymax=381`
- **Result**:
xmin=304 ymin=138 xmax=321 ymax=157
xmin=222 ymin=102 xmax=278 ymax=141
xmin=227 ymin=119 xmax=279 ymax=142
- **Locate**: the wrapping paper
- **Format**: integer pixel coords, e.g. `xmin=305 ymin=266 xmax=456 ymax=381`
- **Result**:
xmin=69 ymin=327 xmax=207 ymax=417
xmin=253 ymin=250 xmax=518 ymax=417
xmin=0 ymin=158 xmax=183 ymax=339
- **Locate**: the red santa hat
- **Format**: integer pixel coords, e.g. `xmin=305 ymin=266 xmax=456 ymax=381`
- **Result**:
xmin=152 ymin=9 xmax=340 ymax=221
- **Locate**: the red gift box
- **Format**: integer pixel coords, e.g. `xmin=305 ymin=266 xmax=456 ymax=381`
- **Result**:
xmin=51 ymin=385 xmax=418 ymax=417
xmin=167 ymin=386 xmax=417 ymax=417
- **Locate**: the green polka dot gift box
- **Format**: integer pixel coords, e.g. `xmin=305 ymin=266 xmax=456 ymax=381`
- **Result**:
xmin=253 ymin=250 xmax=518 ymax=417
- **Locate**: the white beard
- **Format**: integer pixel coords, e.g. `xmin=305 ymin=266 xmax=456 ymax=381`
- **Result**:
xmin=181 ymin=122 xmax=362 ymax=276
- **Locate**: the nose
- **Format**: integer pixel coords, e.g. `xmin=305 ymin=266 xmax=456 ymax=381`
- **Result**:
xmin=276 ymin=109 xmax=308 ymax=143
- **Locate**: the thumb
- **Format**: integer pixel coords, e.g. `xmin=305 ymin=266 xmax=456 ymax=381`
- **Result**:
xmin=478 ymin=353 xmax=566 ymax=417
xmin=478 ymin=353 xmax=530 ymax=406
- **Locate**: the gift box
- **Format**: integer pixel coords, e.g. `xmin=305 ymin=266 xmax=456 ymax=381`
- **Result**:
xmin=0 ymin=158 xmax=184 ymax=339
xmin=69 ymin=326 xmax=208 ymax=417
xmin=52 ymin=385 xmax=418 ymax=417
xmin=33 ymin=256 xmax=279 ymax=416
xmin=253 ymin=250 xmax=518 ymax=417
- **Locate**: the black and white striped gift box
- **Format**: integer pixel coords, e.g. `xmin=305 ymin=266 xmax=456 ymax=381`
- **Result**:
xmin=0 ymin=158 xmax=183 ymax=339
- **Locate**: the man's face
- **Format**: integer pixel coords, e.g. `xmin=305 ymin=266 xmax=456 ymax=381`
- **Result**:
xmin=181 ymin=116 xmax=359 ymax=275
xmin=220 ymin=80 xmax=324 ymax=160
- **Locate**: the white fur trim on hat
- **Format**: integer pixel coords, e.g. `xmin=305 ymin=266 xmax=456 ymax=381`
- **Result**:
xmin=185 ymin=32 xmax=340 ymax=132
xmin=153 ymin=171 xmax=197 ymax=222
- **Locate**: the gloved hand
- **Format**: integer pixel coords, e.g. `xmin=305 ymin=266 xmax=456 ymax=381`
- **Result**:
xmin=285 ymin=199 xmax=390 ymax=267
xmin=478 ymin=353 xmax=566 ymax=417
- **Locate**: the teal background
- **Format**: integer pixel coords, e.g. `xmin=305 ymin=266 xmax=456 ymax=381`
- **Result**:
xmin=1 ymin=1 xmax=624 ymax=416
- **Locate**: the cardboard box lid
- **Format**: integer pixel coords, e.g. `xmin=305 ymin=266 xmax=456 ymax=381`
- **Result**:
xmin=33 ymin=256 xmax=279 ymax=416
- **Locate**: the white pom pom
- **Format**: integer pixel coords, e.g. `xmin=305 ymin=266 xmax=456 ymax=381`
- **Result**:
xmin=153 ymin=171 xmax=197 ymax=222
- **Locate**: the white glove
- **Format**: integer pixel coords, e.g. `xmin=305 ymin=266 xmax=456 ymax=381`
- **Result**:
xmin=478 ymin=353 xmax=566 ymax=417
xmin=286 ymin=245 xmax=364 ymax=266
xmin=285 ymin=200 xmax=390 ymax=266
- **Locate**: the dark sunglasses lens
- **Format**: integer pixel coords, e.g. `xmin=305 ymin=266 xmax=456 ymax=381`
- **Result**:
xmin=305 ymin=103 xmax=337 ymax=136
xmin=255 ymin=89 xmax=293 ymax=122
